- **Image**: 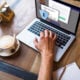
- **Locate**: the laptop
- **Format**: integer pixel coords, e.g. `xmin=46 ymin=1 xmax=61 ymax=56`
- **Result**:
xmin=16 ymin=0 xmax=80 ymax=62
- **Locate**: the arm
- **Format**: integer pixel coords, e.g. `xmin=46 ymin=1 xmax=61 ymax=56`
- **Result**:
xmin=34 ymin=30 xmax=56 ymax=80
xmin=38 ymin=52 xmax=54 ymax=80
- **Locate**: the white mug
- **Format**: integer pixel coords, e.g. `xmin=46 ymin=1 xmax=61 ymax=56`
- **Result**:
xmin=0 ymin=35 xmax=17 ymax=53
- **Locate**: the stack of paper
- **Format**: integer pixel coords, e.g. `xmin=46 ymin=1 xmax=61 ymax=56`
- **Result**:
xmin=53 ymin=62 xmax=80 ymax=80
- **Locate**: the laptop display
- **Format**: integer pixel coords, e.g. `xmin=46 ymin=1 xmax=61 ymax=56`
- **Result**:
xmin=36 ymin=0 xmax=79 ymax=34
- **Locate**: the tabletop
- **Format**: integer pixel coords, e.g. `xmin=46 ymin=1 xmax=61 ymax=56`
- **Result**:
xmin=61 ymin=0 xmax=80 ymax=8
xmin=0 ymin=0 xmax=80 ymax=77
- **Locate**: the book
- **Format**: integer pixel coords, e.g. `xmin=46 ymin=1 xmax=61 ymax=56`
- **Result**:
xmin=53 ymin=62 xmax=80 ymax=80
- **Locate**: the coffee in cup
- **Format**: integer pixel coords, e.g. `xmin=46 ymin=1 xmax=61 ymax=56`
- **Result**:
xmin=0 ymin=35 xmax=18 ymax=54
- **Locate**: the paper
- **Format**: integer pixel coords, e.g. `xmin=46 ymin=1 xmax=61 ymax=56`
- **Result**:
xmin=53 ymin=62 xmax=80 ymax=80
xmin=41 ymin=4 xmax=59 ymax=21
xmin=49 ymin=0 xmax=71 ymax=24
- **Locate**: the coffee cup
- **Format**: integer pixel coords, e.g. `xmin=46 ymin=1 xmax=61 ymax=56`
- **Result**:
xmin=0 ymin=35 xmax=19 ymax=55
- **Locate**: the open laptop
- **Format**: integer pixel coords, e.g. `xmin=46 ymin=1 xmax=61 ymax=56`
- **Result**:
xmin=16 ymin=0 xmax=80 ymax=62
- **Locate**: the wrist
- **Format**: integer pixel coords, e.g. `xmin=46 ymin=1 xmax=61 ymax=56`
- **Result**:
xmin=41 ymin=54 xmax=54 ymax=68
xmin=41 ymin=52 xmax=54 ymax=62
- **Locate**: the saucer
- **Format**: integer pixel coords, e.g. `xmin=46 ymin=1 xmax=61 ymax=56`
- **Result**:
xmin=0 ymin=40 xmax=20 ymax=57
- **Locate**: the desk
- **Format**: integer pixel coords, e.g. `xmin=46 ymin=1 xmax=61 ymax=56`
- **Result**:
xmin=62 ymin=0 xmax=80 ymax=8
xmin=0 ymin=0 xmax=80 ymax=77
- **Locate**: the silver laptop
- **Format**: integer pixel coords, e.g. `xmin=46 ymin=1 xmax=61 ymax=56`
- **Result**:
xmin=16 ymin=0 xmax=80 ymax=62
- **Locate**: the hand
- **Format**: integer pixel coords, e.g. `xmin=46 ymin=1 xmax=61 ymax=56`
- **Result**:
xmin=34 ymin=30 xmax=56 ymax=59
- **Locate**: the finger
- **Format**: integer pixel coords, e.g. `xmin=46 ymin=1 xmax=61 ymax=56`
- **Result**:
xmin=44 ymin=29 xmax=48 ymax=38
xmin=33 ymin=38 xmax=38 ymax=48
xmin=49 ymin=30 xmax=53 ymax=38
xmin=53 ymin=34 xmax=57 ymax=41
xmin=40 ymin=31 xmax=44 ymax=39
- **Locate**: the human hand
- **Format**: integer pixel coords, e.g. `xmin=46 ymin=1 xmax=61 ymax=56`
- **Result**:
xmin=34 ymin=30 xmax=56 ymax=59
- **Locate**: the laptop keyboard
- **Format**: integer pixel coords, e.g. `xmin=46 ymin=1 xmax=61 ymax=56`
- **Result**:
xmin=28 ymin=21 xmax=70 ymax=49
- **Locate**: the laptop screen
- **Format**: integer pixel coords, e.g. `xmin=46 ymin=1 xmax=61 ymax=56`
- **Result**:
xmin=36 ymin=0 xmax=80 ymax=34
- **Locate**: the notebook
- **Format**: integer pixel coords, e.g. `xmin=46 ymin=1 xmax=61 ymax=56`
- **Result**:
xmin=53 ymin=62 xmax=80 ymax=80
xmin=16 ymin=0 xmax=80 ymax=61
